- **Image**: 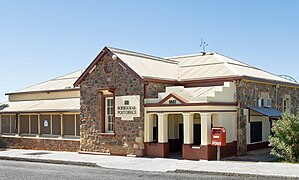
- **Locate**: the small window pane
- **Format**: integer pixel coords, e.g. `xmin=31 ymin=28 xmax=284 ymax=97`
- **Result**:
xmin=31 ymin=115 xmax=38 ymax=134
xmin=52 ymin=115 xmax=61 ymax=135
xmin=20 ymin=115 xmax=29 ymax=134
xmin=11 ymin=115 xmax=17 ymax=133
xmin=63 ymin=115 xmax=75 ymax=135
xmin=1 ymin=115 xmax=10 ymax=133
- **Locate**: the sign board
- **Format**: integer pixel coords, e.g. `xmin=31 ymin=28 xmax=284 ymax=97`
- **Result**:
xmin=211 ymin=127 xmax=226 ymax=146
xmin=115 ymin=95 xmax=140 ymax=121
xmin=44 ymin=119 xmax=49 ymax=127
xmin=162 ymin=97 xmax=182 ymax=105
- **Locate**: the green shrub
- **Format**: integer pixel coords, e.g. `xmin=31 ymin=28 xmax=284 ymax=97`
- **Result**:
xmin=269 ymin=112 xmax=299 ymax=163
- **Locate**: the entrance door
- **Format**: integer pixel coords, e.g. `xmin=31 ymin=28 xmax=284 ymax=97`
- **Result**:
xmin=179 ymin=124 xmax=183 ymax=151
xmin=194 ymin=124 xmax=201 ymax=145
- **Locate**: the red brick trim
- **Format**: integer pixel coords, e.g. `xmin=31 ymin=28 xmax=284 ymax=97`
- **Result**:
xmin=158 ymin=92 xmax=188 ymax=105
xmin=143 ymin=78 xmax=178 ymax=84
xmin=180 ymin=77 xmax=241 ymax=87
xmin=182 ymin=141 xmax=237 ymax=161
xmin=144 ymin=142 xmax=169 ymax=158
xmin=145 ymin=102 xmax=238 ymax=107
xmin=146 ymin=110 xmax=237 ymax=114
xmin=74 ymin=47 xmax=143 ymax=87
xmin=74 ymin=47 xmax=109 ymax=87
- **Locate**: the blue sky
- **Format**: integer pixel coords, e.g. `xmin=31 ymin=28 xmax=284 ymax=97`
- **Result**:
xmin=0 ymin=0 xmax=299 ymax=102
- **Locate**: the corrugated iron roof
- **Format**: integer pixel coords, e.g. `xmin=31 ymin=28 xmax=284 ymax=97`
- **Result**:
xmin=108 ymin=47 xmax=179 ymax=80
xmin=0 ymin=98 xmax=80 ymax=113
xmin=168 ymin=52 xmax=295 ymax=83
xmin=9 ymin=69 xmax=85 ymax=94
xmin=74 ymin=47 xmax=298 ymax=86
xmin=248 ymin=106 xmax=282 ymax=117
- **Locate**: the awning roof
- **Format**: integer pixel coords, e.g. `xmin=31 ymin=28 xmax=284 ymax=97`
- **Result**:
xmin=248 ymin=106 xmax=282 ymax=118
xmin=0 ymin=98 xmax=80 ymax=113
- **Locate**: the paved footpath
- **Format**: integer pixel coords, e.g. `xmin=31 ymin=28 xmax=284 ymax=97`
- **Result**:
xmin=0 ymin=149 xmax=299 ymax=179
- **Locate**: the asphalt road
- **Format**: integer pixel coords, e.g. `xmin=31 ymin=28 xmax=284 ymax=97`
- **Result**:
xmin=0 ymin=160 xmax=288 ymax=180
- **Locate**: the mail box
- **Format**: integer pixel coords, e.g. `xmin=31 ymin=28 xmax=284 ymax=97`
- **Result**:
xmin=211 ymin=127 xmax=226 ymax=146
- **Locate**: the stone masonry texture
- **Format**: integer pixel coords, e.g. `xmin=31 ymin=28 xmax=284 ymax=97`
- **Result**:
xmin=236 ymin=79 xmax=299 ymax=155
xmin=80 ymin=50 xmax=174 ymax=156
xmin=80 ymin=50 xmax=144 ymax=156
xmin=0 ymin=137 xmax=79 ymax=152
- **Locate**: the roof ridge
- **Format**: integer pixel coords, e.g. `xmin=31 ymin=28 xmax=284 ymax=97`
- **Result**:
xmin=166 ymin=52 xmax=215 ymax=59
xmin=215 ymin=52 xmax=253 ymax=67
xmin=215 ymin=53 xmax=294 ymax=83
xmin=108 ymin=47 xmax=178 ymax=64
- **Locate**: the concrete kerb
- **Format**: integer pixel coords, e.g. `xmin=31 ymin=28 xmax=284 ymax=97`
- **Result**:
xmin=172 ymin=169 xmax=299 ymax=180
xmin=1 ymin=156 xmax=298 ymax=180
xmin=2 ymin=155 xmax=296 ymax=180
xmin=0 ymin=156 xmax=98 ymax=167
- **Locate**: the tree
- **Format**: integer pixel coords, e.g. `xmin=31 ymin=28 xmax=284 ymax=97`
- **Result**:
xmin=269 ymin=112 xmax=299 ymax=163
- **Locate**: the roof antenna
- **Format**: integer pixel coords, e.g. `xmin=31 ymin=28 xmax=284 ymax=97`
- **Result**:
xmin=200 ymin=38 xmax=208 ymax=53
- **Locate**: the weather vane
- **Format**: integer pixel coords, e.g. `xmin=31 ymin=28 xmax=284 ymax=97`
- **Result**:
xmin=200 ymin=38 xmax=208 ymax=52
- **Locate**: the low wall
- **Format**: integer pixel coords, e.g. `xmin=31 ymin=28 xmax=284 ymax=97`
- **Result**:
xmin=247 ymin=141 xmax=269 ymax=151
xmin=182 ymin=141 xmax=237 ymax=160
xmin=145 ymin=142 xmax=169 ymax=158
xmin=0 ymin=136 xmax=79 ymax=152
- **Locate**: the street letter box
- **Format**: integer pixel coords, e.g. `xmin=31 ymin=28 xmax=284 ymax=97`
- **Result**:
xmin=211 ymin=127 xmax=226 ymax=146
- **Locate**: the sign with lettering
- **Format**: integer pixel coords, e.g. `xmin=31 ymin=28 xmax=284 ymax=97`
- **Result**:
xmin=115 ymin=95 xmax=140 ymax=121
xmin=163 ymin=97 xmax=181 ymax=105
xmin=44 ymin=119 xmax=49 ymax=127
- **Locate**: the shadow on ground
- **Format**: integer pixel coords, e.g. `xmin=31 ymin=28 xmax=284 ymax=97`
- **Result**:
xmin=223 ymin=148 xmax=277 ymax=162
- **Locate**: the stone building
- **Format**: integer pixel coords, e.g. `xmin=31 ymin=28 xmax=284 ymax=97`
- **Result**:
xmin=74 ymin=47 xmax=299 ymax=160
xmin=0 ymin=70 xmax=84 ymax=151
xmin=1 ymin=46 xmax=298 ymax=160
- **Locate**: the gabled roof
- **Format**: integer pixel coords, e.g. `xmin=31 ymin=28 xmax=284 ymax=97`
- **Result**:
xmin=7 ymin=69 xmax=85 ymax=95
xmin=74 ymin=46 xmax=298 ymax=86
xmin=108 ymin=47 xmax=179 ymax=81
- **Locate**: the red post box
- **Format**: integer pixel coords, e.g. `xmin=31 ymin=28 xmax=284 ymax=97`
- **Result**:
xmin=211 ymin=127 xmax=226 ymax=146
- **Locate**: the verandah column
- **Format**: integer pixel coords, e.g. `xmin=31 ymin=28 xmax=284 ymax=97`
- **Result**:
xmin=200 ymin=113 xmax=212 ymax=145
xmin=37 ymin=114 xmax=41 ymax=137
xmin=17 ymin=114 xmax=21 ymax=136
xmin=157 ymin=113 xmax=168 ymax=143
xmin=144 ymin=114 xmax=153 ymax=142
xmin=157 ymin=113 xmax=169 ymax=157
xmin=60 ymin=114 xmax=64 ymax=137
xmin=183 ymin=113 xmax=194 ymax=144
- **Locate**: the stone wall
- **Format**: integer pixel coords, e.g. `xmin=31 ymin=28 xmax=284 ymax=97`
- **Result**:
xmin=145 ymin=81 xmax=176 ymax=98
xmin=0 ymin=137 xmax=79 ymax=151
xmin=80 ymin=51 xmax=145 ymax=156
xmin=236 ymin=80 xmax=299 ymax=155
xmin=237 ymin=80 xmax=299 ymax=113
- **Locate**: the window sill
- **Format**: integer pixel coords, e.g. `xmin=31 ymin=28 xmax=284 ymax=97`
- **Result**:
xmin=191 ymin=145 xmax=201 ymax=149
xmin=99 ymin=133 xmax=115 ymax=136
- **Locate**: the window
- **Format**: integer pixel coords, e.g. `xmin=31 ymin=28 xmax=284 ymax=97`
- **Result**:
xmin=1 ymin=115 xmax=17 ymax=134
xmin=283 ymin=95 xmax=291 ymax=112
xmin=105 ymin=97 xmax=114 ymax=133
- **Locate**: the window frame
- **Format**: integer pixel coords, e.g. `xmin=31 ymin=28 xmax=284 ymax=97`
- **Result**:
xmin=283 ymin=95 xmax=291 ymax=112
xmin=104 ymin=96 xmax=115 ymax=133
